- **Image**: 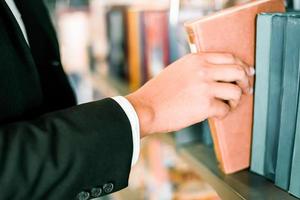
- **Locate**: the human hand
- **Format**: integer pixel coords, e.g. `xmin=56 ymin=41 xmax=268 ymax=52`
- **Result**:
xmin=126 ymin=53 xmax=254 ymax=138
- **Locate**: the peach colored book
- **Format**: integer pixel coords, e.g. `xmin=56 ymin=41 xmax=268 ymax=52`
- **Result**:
xmin=185 ymin=0 xmax=285 ymax=174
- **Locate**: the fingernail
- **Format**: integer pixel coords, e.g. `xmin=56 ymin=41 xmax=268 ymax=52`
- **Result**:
xmin=248 ymin=67 xmax=255 ymax=76
xmin=249 ymin=87 xmax=253 ymax=94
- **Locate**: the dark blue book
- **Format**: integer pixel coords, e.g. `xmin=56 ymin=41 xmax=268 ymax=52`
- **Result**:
xmin=275 ymin=14 xmax=300 ymax=190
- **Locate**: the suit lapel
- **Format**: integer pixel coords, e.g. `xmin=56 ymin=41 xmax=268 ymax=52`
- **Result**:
xmin=13 ymin=0 xmax=62 ymax=60
xmin=0 ymin=0 xmax=36 ymax=69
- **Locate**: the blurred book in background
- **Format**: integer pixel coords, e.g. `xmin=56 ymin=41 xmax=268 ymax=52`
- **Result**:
xmin=106 ymin=5 xmax=128 ymax=81
xmin=143 ymin=10 xmax=170 ymax=79
xmin=127 ymin=7 xmax=144 ymax=91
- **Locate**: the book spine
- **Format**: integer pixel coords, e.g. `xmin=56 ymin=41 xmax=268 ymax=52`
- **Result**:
xmin=106 ymin=8 xmax=127 ymax=79
xmin=143 ymin=11 xmax=169 ymax=80
xmin=127 ymin=10 xmax=142 ymax=92
xmin=275 ymin=16 xmax=300 ymax=190
xmin=264 ymin=15 xmax=286 ymax=181
xmin=251 ymin=14 xmax=272 ymax=176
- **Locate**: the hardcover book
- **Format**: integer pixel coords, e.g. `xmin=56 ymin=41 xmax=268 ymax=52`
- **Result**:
xmin=275 ymin=14 xmax=300 ymax=190
xmin=251 ymin=14 xmax=286 ymax=180
xmin=184 ymin=0 xmax=285 ymax=174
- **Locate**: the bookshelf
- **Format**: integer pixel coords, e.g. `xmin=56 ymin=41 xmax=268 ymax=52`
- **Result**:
xmin=92 ymin=70 xmax=299 ymax=200
xmin=178 ymin=144 xmax=299 ymax=200
xmin=54 ymin=1 xmax=300 ymax=199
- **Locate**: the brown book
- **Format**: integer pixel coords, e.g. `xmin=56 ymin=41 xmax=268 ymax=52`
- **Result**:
xmin=127 ymin=8 xmax=143 ymax=92
xmin=185 ymin=0 xmax=285 ymax=174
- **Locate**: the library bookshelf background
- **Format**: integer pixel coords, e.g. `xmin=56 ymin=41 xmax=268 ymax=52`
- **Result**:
xmin=43 ymin=0 xmax=300 ymax=199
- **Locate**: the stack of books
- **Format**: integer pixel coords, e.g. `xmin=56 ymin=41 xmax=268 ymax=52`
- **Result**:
xmin=251 ymin=12 xmax=300 ymax=198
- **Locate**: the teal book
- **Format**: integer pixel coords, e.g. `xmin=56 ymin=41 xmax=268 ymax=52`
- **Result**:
xmin=264 ymin=14 xmax=286 ymax=181
xmin=275 ymin=14 xmax=300 ymax=190
xmin=289 ymin=91 xmax=300 ymax=198
xmin=251 ymin=14 xmax=273 ymax=176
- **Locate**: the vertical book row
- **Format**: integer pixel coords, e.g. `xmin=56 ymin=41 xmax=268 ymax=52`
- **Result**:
xmin=251 ymin=13 xmax=300 ymax=198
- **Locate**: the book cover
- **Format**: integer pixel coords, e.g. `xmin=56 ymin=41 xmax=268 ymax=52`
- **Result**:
xmin=275 ymin=14 xmax=300 ymax=190
xmin=184 ymin=0 xmax=285 ymax=174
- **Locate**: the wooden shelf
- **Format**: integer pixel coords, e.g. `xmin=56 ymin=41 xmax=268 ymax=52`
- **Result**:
xmin=177 ymin=143 xmax=299 ymax=200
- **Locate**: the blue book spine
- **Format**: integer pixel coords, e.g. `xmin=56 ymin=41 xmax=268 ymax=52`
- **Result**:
xmin=251 ymin=14 xmax=273 ymax=176
xmin=264 ymin=15 xmax=286 ymax=181
xmin=275 ymin=15 xmax=300 ymax=190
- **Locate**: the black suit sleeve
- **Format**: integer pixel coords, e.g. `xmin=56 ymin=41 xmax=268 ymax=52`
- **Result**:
xmin=0 ymin=98 xmax=133 ymax=200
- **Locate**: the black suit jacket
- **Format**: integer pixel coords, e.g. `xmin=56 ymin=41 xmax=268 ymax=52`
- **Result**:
xmin=0 ymin=1 xmax=133 ymax=199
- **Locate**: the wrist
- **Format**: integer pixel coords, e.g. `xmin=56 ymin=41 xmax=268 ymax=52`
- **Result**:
xmin=126 ymin=93 xmax=155 ymax=138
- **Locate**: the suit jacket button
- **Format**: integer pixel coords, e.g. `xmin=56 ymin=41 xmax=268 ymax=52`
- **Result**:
xmin=91 ymin=187 xmax=102 ymax=198
xmin=103 ymin=183 xmax=114 ymax=194
xmin=76 ymin=191 xmax=90 ymax=200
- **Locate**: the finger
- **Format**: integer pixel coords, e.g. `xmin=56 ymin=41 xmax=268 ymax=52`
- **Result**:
xmin=235 ymin=58 xmax=255 ymax=77
xmin=207 ymin=64 xmax=250 ymax=94
xmin=203 ymin=52 xmax=236 ymax=65
xmin=203 ymin=52 xmax=255 ymax=77
xmin=210 ymin=82 xmax=242 ymax=106
xmin=209 ymin=99 xmax=230 ymax=119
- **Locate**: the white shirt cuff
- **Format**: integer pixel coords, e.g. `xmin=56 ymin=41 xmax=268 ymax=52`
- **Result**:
xmin=111 ymin=96 xmax=140 ymax=166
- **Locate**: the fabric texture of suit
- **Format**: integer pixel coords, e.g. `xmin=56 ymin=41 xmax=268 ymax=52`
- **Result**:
xmin=0 ymin=0 xmax=133 ymax=199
